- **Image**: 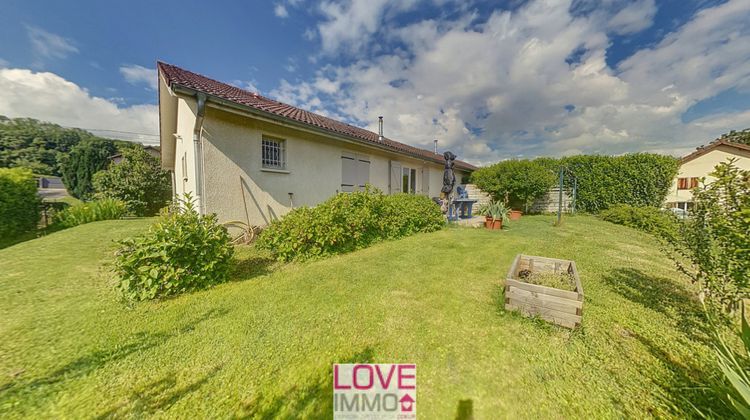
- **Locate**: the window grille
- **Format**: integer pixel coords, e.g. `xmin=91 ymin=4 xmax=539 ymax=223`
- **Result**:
xmin=262 ymin=137 xmax=285 ymax=169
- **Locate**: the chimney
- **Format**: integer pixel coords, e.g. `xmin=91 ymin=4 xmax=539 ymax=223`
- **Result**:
xmin=378 ymin=116 xmax=384 ymax=141
xmin=433 ymin=139 xmax=438 ymax=154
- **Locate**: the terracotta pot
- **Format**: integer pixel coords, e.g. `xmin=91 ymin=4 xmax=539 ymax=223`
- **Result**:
xmin=509 ymin=210 xmax=523 ymax=221
xmin=492 ymin=219 xmax=503 ymax=230
xmin=484 ymin=216 xmax=493 ymax=229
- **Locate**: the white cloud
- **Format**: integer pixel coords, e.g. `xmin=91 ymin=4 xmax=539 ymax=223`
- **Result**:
xmin=120 ymin=64 xmax=158 ymax=90
xmin=316 ymin=0 xmax=423 ymax=55
xmin=274 ymin=3 xmax=289 ymax=18
xmin=231 ymin=79 xmax=261 ymax=94
xmin=0 ymin=68 xmax=158 ymax=144
xmin=271 ymin=0 xmax=750 ymax=164
xmin=25 ymin=25 xmax=78 ymax=66
xmin=0 ymin=58 xmax=8 ymax=68
xmin=606 ymin=0 xmax=657 ymax=35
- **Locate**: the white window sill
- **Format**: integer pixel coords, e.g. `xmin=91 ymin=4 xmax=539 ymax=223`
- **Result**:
xmin=261 ymin=167 xmax=291 ymax=174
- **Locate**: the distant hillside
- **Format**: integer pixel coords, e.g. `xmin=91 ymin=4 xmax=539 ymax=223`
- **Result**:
xmin=0 ymin=116 xmax=130 ymax=176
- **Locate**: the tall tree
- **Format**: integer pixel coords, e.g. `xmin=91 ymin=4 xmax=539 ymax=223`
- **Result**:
xmin=60 ymin=138 xmax=118 ymax=200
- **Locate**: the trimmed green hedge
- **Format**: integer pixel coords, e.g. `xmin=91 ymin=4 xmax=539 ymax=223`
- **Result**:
xmin=257 ymin=188 xmax=444 ymax=262
xmin=0 ymin=167 xmax=41 ymax=238
xmin=471 ymin=154 xmax=679 ymax=213
xmin=561 ymin=154 xmax=679 ymax=213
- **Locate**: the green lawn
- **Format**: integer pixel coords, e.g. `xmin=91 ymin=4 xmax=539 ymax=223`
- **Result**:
xmin=0 ymin=215 xmax=730 ymax=418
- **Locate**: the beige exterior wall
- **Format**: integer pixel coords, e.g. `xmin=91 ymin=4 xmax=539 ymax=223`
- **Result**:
xmin=186 ymin=105 xmax=467 ymax=225
xmin=173 ymin=97 xmax=201 ymax=208
xmin=665 ymin=144 xmax=750 ymax=206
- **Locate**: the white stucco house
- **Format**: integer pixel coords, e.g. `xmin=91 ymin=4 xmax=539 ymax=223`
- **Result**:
xmin=157 ymin=62 xmax=476 ymax=226
xmin=665 ymin=139 xmax=750 ymax=211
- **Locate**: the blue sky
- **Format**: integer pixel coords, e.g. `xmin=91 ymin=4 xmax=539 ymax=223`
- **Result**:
xmin=1 ymin=0 xmax=749 ymax=163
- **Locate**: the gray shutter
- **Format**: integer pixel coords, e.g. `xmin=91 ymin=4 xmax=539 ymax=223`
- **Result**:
xmin=389 ymin=161 xmax=402 ymax=194
xmin=421 ymin=166 xmax=430 ymax=195
xmin=356 ymin=155 xmax=370 ymax=190
xmin=341 ymin=152 xmax=356 ymax=192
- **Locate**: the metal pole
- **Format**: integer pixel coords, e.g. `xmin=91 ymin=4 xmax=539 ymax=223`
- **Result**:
xmin=572 ymin=176 xmax=577 ymax=214
xmin=557 ymin=167 xmax=564 ymax=225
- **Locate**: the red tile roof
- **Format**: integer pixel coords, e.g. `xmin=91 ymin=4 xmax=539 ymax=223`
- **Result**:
xmin=680 ymin=139 xmax=750 ymax=164
xmin=157 ymin=62 xmax=476 ymax=171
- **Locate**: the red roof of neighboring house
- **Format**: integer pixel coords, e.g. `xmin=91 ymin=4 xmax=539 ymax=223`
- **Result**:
xmin=680 ymin=139 xmax=750 ymax=164
xmin=157 ymin=62 xmax=476 ymax=171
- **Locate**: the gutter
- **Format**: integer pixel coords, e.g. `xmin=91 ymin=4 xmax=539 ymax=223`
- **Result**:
xmin=171 ymin=85 xmax=476 ymax=171
xmin=194 ymin=92 xmax=207 ymax=214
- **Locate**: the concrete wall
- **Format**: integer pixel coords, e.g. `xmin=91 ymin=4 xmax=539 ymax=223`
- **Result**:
xmin=665 ymin=144 xmax=750 ymax=206
xmin=194 ymin=105 xmax=467 ymax=225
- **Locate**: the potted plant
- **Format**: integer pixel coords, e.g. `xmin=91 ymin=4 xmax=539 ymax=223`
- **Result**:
xmin=478 ymin=202 xmax=493 ymax=228
xmin=509 ymin=209 xmax=523 ymax=221
xmin=480 ymin=200 xmax=509 ymax=230
xmin=489 ymin=201 xmax=510 ymax=230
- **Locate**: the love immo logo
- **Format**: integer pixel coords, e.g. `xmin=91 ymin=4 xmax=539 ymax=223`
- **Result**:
xmin=333 ymin=364 xmax=416 ymax=419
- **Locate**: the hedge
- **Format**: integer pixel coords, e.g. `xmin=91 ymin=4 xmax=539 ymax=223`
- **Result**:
xmin=0 ymin=167 xmax=41 ymax=238
xmin=256 ymin=188 xmax=444 ymax=262
xmin=598 ymin=204 xmax=678 ymax=238
xmin=471 ymin=153 xmax=679 ymax=213
xmin=561 ymin=154 xmax=679 ymax=213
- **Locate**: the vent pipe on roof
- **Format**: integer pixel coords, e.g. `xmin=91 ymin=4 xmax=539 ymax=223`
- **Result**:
xmin=378 ymin=116 xmax=384 ymax=141
xmin=434 ymin=139 xmax=438 ymax=154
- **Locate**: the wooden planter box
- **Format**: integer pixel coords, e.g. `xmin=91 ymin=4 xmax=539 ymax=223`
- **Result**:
xmin=504 ymin=254 xmax=583 ymax=329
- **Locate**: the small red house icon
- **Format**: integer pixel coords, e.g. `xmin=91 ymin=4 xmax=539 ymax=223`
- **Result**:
xmin=399 ymin=394 xmax=415 ymax=412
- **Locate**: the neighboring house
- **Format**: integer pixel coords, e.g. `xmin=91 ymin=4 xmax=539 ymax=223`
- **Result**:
xmin=36 ymin=175 xmax=70 ymax=201
xmin=665 ymin=139 xmax=750 ymax=211
xmin=157 ymin=62 xmax=476 ymax=226
xmin=110 ymin=145 xmax=161 ymax=165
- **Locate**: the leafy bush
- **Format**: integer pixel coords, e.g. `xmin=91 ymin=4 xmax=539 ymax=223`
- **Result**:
xmin=470 ymin=159 xmax=556 ymax=211
xmin=598 ymin=204 xmax=678 ymax=238
xmin=666 ymin=160 xmax=750 ymax=311
xmin=93 ymin=146 xmax=171 ymax=216
xmin=379 ymin=193 xmax=445 ymax=237
xmin=114 ymin=196 xmax=234 ymax=301
xmin=0 ymin=167 xmax=41 ymax=238
xmin=60 ymin=138 xmax=118 ymax=200
xmin=561 ymin=154 xmax=679 ymax=213
xmin=54 ymin=198 xmax=127 ymax=228
xmin=257 ymin=188 xmax=444 ymax=262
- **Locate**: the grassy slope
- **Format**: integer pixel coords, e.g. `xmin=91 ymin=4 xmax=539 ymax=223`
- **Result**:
xmin=0 ymin=216 xmax=729 ymax=418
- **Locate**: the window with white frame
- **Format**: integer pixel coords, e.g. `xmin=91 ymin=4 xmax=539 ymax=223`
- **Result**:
xmin=262 ymin=137 xmax=286 ymax=169
xmin=402 ymin=167 xmax=417 ymax=193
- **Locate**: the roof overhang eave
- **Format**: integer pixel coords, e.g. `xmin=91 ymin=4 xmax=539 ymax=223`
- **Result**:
xmin=171 ymin=83 xmax=474 ymax=171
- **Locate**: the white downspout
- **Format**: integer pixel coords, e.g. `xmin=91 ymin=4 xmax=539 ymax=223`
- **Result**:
xmin=193 ymin=93 xmax=207 ymax=214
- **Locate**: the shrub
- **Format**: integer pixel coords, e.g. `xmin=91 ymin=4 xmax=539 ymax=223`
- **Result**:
xmin=257 ymin=188 xmax=444 ymax=262
xmin=598 ymin=204 xmax=678 ymax=238
xmin=379 ymin=193 xmax=445 ymax=237
xmin=54 ymin=198 xmax=127 ymax=228
xmin=470 ymin=159 xmax=556 ymax=211
xmin=0 ymin=167 xmax=41 ymax=238
xmin=666 ymin=159 xmax=750 ymax=311
xmin=114 ymin=196 xmax=234 ymax=301
xmin=93 ymin=146 xmax=172 ymax=216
